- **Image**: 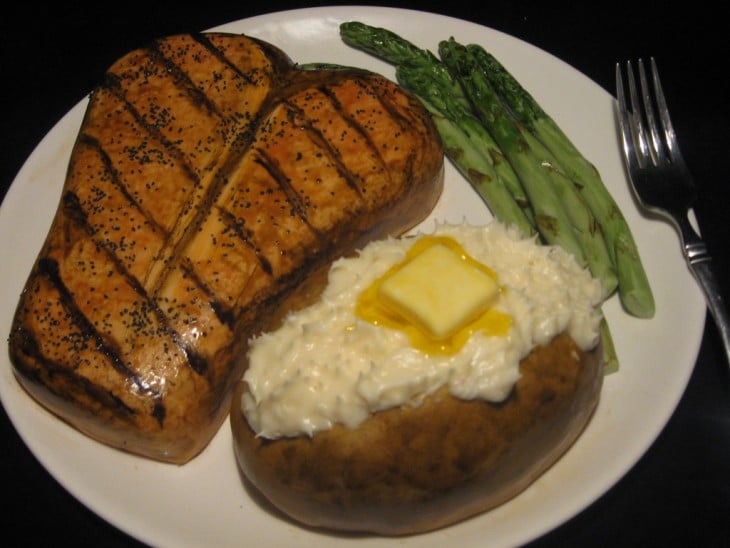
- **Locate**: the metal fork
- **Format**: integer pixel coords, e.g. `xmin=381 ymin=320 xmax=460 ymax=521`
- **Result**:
xmin=616 ymin=58 xmax=730 ymax=368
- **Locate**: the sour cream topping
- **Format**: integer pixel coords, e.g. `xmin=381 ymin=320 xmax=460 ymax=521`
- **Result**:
xmin=241 ymin=221 xmax=604 ymax=439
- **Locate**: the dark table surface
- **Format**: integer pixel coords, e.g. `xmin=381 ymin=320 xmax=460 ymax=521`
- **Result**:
xmin=2 ymin=2 xmax=728 ymax=546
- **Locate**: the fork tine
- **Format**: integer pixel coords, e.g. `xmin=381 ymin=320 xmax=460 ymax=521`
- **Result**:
xmin=627 ymin=61 xmax=651 ymax=169
xmin=648 ymin=57 xmax=685 ymax=168
xmin=615 ymin=63 xmax=640 ymax=174
xmin=637 ymin=59 xmax=664 ymax=166
xmin=617 ymin=60 xmax=648 ymax=170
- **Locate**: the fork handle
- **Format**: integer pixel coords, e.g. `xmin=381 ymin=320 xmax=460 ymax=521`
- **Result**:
xmin=684 ymin=238 xmax=730 ymax=368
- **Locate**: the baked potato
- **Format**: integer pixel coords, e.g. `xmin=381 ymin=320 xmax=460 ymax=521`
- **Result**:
xmin=231 ymin=331 xmax=602 ymax=535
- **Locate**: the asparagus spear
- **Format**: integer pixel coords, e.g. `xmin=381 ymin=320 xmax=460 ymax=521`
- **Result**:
xmin=466 ymin=43 xmax=655 ymax=318
xmin=340 ymin=21 xmax=434 ymax=64
xmin=340 ymin=22 xmax=469 ymax=108
xmin=339 ymin=21 xmax=532 ymax=217
xmin=600 ymin=317 xmax=619 ymax=375
xmin=438 ymin=38 xmax=589 ymax=269
xmin=395 ymin=64 xmax=535 ymax=236
xmin=441 ymin=39 xmax=621 ymax=370
xmin=522 ymin=128 xmax=618 ymax=295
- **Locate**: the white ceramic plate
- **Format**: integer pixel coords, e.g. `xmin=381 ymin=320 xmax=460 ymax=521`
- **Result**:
xmin=0 ymin=7 xmax=705 ymax=547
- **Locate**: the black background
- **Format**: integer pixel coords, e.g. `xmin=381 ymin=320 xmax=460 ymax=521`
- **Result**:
xmin=1 ymin=2 xmax=728 ymax=546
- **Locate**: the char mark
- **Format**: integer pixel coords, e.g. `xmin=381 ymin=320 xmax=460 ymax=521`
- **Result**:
xmin=101 ymin=72 xmax=202 ymax=191
xmin=36 ymin=257 xmax=152 ymax=394
xmin=180 ymin=257 xmax=236 ymax=327
xmin=11 ymin=325 xmax=138 ymax=422
xmin=193 ymin=33 xmax=257 ymax=86
xmin=374 ymin=87 xmax=421 ymax=191
xmin=215 ymin=205 xmax=274 ymax=277
xmin=253 ymin=148 xmax=325 ymax=242
xmin=76 ymin=134 xmax=169 ymax=237
xmin=361 ymin=77 xmax=415 ymax=128
xmin=284 ymin=95 xmax=369 ymax=199
xmin=147 ymin=39 xmax=222 ymax=119
xmin=101 ymin=70 xmax=238 ymax=307
xmin=152 ymin=402 xmax=166 ymax=426
xmin=315 ymin=84 xmax=395 ymax=192
xmin=62 ymin=191 xmax=210 ymax=377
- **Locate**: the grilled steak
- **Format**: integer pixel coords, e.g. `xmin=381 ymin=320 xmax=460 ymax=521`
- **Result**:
xmin=8 ymin=33 xmax=444 ymax=464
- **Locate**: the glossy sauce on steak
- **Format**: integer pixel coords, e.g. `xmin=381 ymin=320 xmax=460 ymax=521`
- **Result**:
xmin=8 ymin=33 xmax=444 ymax=464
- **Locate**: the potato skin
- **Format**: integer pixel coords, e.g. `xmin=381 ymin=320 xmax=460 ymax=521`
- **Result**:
xmin=231 ymin=332 xmax=603 ymax=535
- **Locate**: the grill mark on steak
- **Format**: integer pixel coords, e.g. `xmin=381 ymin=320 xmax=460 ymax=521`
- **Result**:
xmin=313 ymin=85 xmax=389 ymax=196
xmin=11 ymin=325 xmax=139 ymax=421
xmin=147 ymin=39 xmax=223 ymax=121
xmin=99 ymin=72 xmax=206 ymax=274
xmin=69 ymin=101 xmax=236 ymax=380
xmin=101 ymin=72 xmax=203 ymax=186
xmin=214 ymin=204 xmax=275 ymax=277
xmin=37 ymin=256 xmax=152 ymax=394
xmin=253 ymin=147 xmax=324 ymax=240
xmin=100 ymin=47 xmax=257 ymax=303
xmin=193 ymin=33 xmax=258 ymax=87
xmin=376 ymin=87 xmax=425 ymax=197
xmin=283 ymin=96 xmax=365 ymax=199
xmin=179 ymin=257 xmax=237 ymax=328
xmin=62 ymin=190 xmax=211 ymax=378
xmin=76 ymin=133 xmax=169 ymax=238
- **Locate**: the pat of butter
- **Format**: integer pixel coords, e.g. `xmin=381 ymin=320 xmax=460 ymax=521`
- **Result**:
xmin=378 ymin=243 xmax=499 ymax=340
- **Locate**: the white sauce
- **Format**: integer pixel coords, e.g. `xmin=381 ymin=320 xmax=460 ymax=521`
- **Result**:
xmin=241 ymin=221 xmax=604 ymax=439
